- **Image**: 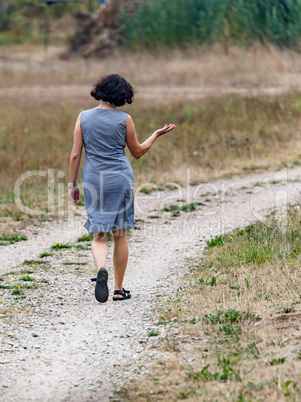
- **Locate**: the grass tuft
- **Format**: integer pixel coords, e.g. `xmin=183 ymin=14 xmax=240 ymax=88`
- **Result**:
xmin=0 ymin=233 xmax=27 ymax=245
xmin=162 ymin=203 xmax=199 ymax=214
xmin=139 ymin=187 xmax=152 ymax=194
xmin=148 ymin=330 xmax=159 ymax=337
xmin=203 ymin=309 xmax=254 ymax=324
xmin=40 ymin=252 xmax=52 ymax=258
xmin=186 ymin=362 xmax=241 ymax=382
xmin=205 ymin=212 xmax=301 ymax=267
xmin=12 ymin=289 xmax=23 ymax=296
xmin=21 ymin=275 xmax=35 ymax=282
xmin=77 ymin=233 xmax=93 ymax=242
xmin=269 ymin=357 xmax=287 ymax=366
xmin=23 ymin=260 xmax=45 ymax=265
xmin=51 ymin=243 xmax=72 ymax=250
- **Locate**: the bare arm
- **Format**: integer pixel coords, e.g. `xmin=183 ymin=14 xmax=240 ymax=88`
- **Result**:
xmin=126 ymin=115 xmax=176 ymax=159
xmin=69 ymin=113 xmax=83 ymax=204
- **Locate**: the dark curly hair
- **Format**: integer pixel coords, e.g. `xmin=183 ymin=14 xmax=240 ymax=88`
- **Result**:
xmin=90 ymin=74 xmax=134 ymax=107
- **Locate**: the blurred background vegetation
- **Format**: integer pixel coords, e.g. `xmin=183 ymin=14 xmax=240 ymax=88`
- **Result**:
xmin=1 ymin=0 xmax=301 ymax=49
xmin=0 ymin=0 xmax=97 ymax=45
xmin=123 ymin=0 xmax=301 ymax=50
xmin=2 ymin=0 xmax=301 ymax=216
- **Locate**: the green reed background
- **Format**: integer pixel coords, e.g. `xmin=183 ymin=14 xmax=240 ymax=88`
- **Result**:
xmin=122 ymin=0 xmax=301 ymax=50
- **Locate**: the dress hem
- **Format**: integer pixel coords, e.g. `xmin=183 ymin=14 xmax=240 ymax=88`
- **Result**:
xmin=84 ymin=220 xmax=134 ymax=233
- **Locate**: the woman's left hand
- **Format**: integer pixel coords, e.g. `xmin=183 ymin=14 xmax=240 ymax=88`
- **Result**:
xmin=69 ymin=188 xmax=80 ymax=205
xmin=155 ymin=124 xmax=176 ymax=137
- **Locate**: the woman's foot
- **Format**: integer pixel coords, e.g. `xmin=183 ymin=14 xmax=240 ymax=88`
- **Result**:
xmin=95 ymin=268 xmax=109 ymax=303
xmin=112 ymin=288 xmax=131 ymax=301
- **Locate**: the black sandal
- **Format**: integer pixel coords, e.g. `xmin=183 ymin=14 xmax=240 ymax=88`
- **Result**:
xmin=94 ymin=268 xmax=109 ymax=303
xmin=113 ymin=288 xmax=131 ymax=301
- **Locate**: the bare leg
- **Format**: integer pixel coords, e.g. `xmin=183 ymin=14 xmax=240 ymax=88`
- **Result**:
xmin=112 ymin=229 xmax=128 ymax=298
xmin=91 ymin=232 xmax=109 ymax=271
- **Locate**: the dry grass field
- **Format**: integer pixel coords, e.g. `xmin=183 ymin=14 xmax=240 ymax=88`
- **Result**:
xmin=119 ymin=207 xmax=301 ymax=401
xmin=1 ymin=44 xmax=301 ymax=211
xmin=1 ymin=43 xmax=301 ymax=88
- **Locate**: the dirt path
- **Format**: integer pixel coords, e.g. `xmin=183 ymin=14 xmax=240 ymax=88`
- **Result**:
xmin=1 ymin=166 xmax=301 ymax=401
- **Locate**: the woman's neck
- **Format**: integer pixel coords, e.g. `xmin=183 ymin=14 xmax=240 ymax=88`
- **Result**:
xmin=98 ymin=100 xmax=117 ymax=110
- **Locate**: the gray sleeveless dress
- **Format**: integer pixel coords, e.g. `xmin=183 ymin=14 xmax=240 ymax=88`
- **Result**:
xmin=80 ymin=108 xmax=134 ymax=233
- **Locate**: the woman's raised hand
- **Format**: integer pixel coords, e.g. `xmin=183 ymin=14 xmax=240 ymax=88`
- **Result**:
xmin=155 ymin=123 xmax=176 ymax=137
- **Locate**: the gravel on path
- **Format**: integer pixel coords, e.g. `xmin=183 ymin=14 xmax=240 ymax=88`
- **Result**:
xmin=1 ymin=166 xmax=300 ymax=401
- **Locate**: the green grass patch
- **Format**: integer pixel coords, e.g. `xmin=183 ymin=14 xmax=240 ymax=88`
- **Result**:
xmin=3 ymin=271 xmax=17 ymax=276
xmin=0 ymin=233 xmax=27 ymax=245
xmin=206 ymin=235 xmax=226 ymax=248
xmin=0 ymin=284 xmax=15 ymax=289
xmin=218 ymin=325 xmax=242 ymax=337
xmin=0 ymin=31 xmax=48 ymax=46
xmin=21 ymin=283 xmax=36 ymax=289
xmin=39 ymin=252 xmax=52 ymax=258
xmin=180 ymin=203 xmax=199 ymax=212
xmin=73 ymin=244 xmax=88 ymax=250
xmin=186 ymin=362 xmax=241 ymax=382
xmin=177 ymin=390 xmax=197 ymax=399
xmin=23 ymin=260 xmax=45 ymax=265
xmin=164 ymin=184 xmax=178 ymax=191
xmin=189 ymin=180 xmax=201 ymax=186
xmin=12 ymin=289 xmax=23 ymax=296
xmin=198 ymin=276 xmax=217 ymax=287
xmin=162 ymin=203 xmax=199 ymax=214
xmin=77 ymin=233 xmax=94 ymax=242
xmin=254 ymin=181 xmax=267 ymax=187
xmin=269 ymin=357 xmax=287 ymax=365
xmin=157 ymin=317 xmax=200 ymax=326
xmin=21 ymin=275 xmax=35 ymax=282
xmin=203 ymin=309 xmax=254 ymax=324
xmin=171 ymin=210 xmax=180 ymax=217
xmin=205 ymin=209 xmax=301 ymax=268
xmin=77 ymin=232 xmax=112 ymax=243
xmin=51 ymin=243 xmax=72 ymax=250
xmin=139 ymin=187 xmax=152 ymax=194
xmin=148 ymin=330 xmax=159 ymax=337
xmin=282 ymin=305 xmax=295 ymax=314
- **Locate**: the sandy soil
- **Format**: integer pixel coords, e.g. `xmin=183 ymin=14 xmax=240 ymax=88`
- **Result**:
xmin=0 ymin=166 xmax=301 ymax=401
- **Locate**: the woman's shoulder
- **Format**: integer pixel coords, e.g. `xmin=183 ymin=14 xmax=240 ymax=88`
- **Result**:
xmin=82 ymin=108 xmax=128 ymax=115
xmin=80 ymin=108 xmax=102 ymax=123
xmin=81 ymin=107 xmax=98 ymax=115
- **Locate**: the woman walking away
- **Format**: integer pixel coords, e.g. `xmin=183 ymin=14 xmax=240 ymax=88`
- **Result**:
xmin=69 ymin=74 xmax=176 ymax=303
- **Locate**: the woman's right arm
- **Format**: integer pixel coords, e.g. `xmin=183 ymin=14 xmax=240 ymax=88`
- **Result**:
xmin=69 ymin=112 xmax=83 ymax=204
xmin=126 ymin=115 xmax=175 ymax=159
